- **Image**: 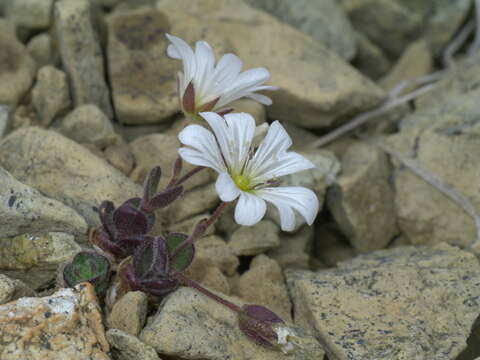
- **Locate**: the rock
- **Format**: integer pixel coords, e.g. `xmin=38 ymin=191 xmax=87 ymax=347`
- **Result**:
xmin=185 ymin=235 xmax=239 ymax=278
xmin=0 ymin=283 xmax=110 ymax=360
xmin=199 ymin=266 xmax=230 ymax=295
xmin=287 ymin=243 xmax=480 ymax=360
xmin=0 ymin=232 xmax=81 ymax=289
xmin=166 ymin=183 xmax=218 ymax=224
xmin=106 ymin=7 xmax=179 ymax=124
xmin=58 ymin=105 xmax=118 ymax=148
xmin=353 ymin=32 xmax=392 ymax=80
xmin=0 ymin=166 xmax=87 ymax=238
xmin=228 ymin=220 xmax=280 ymax=256
xmin=0 ymin=274 xmax=34 ymax=305
xmin=229 ymin=99 xmax=266 ymax=125
xmin=4 ymin=0 xmax=54 ymax=30
xmin=104 ymin=142 xmax=135 ymax=175
xmin=244 ymin=0 xmax=356 ymax=61
xmin=54 ymin=0 xmax=113 ymax=118
xmin=0 ymin=105 xmax=10 ymax=138
xmin=233 ymin=255 xmax=291 ymax=321
xmin=314 ymin=224 xmax=357 ymax=267
xmin=157 ymin=0 xmax=385 ymax=129
xmin=387 ymin=89 xmax=480 ymax=248
xmin=342 ymin=0 xmax=471 ymax=57
xmin=267 ymin=225 xmax=313 ymax=269
xmin=108 ymin=291 xmax=148 ymax=336
xmin=0 ymin=127 xmax=142 ymax=226
xmin=327 ymin=141 xmax=399 ymax=252
xmin=107 ymin=329 xmax=162 ymax=360
xmin=380 ymin=39 xmax=433 ymax=94
xmin=117 ymin=123 xmax=170 ymax=143
xmin=27 ymin=33 xmax=56 ymax=68
xmin=129 ymin=132 xmax=213 ymax=190
xmin=32 ymin=66 xmax=71 ymax=126
xmin=166 ymin=213 xmax=216 ymax=237
xmin=0 ymin=20 xmax=36 ymax=107
xmin=140 ymin=287 xmax=325 ymax=360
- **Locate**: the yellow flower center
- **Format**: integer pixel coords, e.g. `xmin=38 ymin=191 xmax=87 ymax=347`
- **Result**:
xmin=233 ymin=174 xmax=251 ymax=191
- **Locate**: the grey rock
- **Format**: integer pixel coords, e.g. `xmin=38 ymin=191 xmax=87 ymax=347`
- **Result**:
xmin=157 ymin=0 xmax=386 ymax=129
xmin=327 ymin=141 xmax=399 ymax=252
xmin=0 ymin=105 xmax=10 ymax=138
xmin=287 ymin=243 xmax=480 ymax=360
xmin=267 ymin=225 xmax=313 ymax=269
xmin=353 ymin=32 xmax=392 ymax=80
xmin=104 ymin=142 xmax=135 ymax=175
xmin=107 ymin=329 xmax=161 ymax=360
xmin=4 ymin=0 xmax=54 ymax=30
xmin=108 ymin=291 xmax=148 ymax=336
xmin=58 ymin=105 xmax=118 ymax=148
xmin=228 ymin=220 xmax=280 ymax=256
xmin=27 ymin=33 xmax=56 ymax=68
xmin=32 ymin=66 xmax=71 ymax=126
xmin=314 ymin=225 xmax=357 ymax=267
xmin=54 ymin=0 xmax=113 ymax=118
xmin=0 ymin=274 xmax=34 ymax=305
xmin=0 ymin=166 xmax=87 ymax=238
xmin=0 ymin=127 xmax=142 ymax=227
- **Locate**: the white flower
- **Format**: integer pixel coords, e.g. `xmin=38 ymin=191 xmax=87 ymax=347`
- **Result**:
xmin=166 ymin=34 xmax=276 ymax=118
xmin=177 ymin=112 xmax=319 ymax=231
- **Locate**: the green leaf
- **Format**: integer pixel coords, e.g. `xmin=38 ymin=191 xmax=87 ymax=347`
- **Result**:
xmin=165 ymin=233 xmax=194 ymax=272
xmin=63 ymin=252 xmax=111 ymax=296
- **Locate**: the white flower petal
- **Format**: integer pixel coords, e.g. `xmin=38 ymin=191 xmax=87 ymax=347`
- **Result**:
xmin=200 ymin=112 xmax=232 ymax=165
xmin=178 ymin=124 xmax=225 ymax=173
xmin=213 ymin=54 xmax=243 ymax=88
xmin=223 ymin=113 xmax=256 ymax=170
xmin=234 ymin=192 xmax=267 ymax=226
xmin=246 ymin=93 xmax=273 ymax=105
xmin=254 ymin=151 xmax=315 ymax=181
xmin=194 ymin=40 xmax=215 ymax=97
xmin=216 ymin=172 xmax=240 ymax=202
xmin=258 ymin=187 xmax=319 ymax=231
xmin=166 ymin=34 xmax=196 ymax=91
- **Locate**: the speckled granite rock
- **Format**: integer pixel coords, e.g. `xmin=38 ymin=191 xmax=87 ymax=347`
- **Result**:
xmin=244 ymin=0 xmax=356 ymax=60
xmin=0 ymin=127 xmax=142 ymax=227
xmin=140 ymin=287 xmax=325 ymax=360
xmin=0 ymin=232 xmax=81 ymax=289
xmin=287 ymin=243 xmax=480 ymax=360
xmin=54 ymin=0 xmax=113 ymax=118
xmin=0 ymin=283 xmax=110 ymax=360
xmin=107 ymin=329 xmax=161 ymax=360
xmin=327 ymin=141 xmax=398 ymax=252
xmin=157 ymin=0 xmax=385 ymax=129
xmin=0 ymin=166 xmax=87 ymax=238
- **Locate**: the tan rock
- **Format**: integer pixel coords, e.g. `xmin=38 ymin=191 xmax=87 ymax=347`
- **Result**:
xmin=0 ymin=274 xmax=34 ymax=305
xmin=228 ymin=220 xmax=280 ymax=256
xmin=27 ymin=33 xmax=56 ymax=68
xmin=233 ymin=255 xmax=291 ymax=321
xmin=0 ymin=283 xmax=110 ymax=360
xmin=0 ymin=20 xmax=36 ymax=106
xmin=157 ymin=0 xmax=385 ymax=129
xmin=108 ymin=291 xmax=148 ymax=336
xmin=199 ymin=266 xmax=230 ymax=295
xmin=354 ymin=32 xmax=392 ymax=80
xmin=140 ymin=287 xmax=325 ymax=360
xmin=287 ymin=243 xmax=480 ymax=360
xmin=0 ymin=127 xmax=142 ymax=226
xmin=229 ymin=99 xmax=266 ymax=125
xmin=58 ymin=105 xmax=119 ymax=148
xmin=0 ymin=232 xmax=81 ymax=289
xmin=104 ymin=142 xmax=135 ymax=175
xmin=327 ymin=141 xmax=399 ymax=252
xmin=107 ymin=329 xmax=162 ymax=360
xmin=32 ymin=65 xmax=71 ymax=126
xmin=54 ymin=0 xmax=113 ymax=118
xmin=314 ymin=225 xmax=357 ymax=267
xmin=166 ymin=213 xmax=215 ymax=237
xmin=4 ymin=0 xmax=54 ymax=30
xmin=267 ymin=225 xmax=313 ymax=269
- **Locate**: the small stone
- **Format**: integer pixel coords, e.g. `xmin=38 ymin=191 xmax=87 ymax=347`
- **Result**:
xmin=0 ymin=283 xmax=110 ymax=360
xmin=107 ymin=329 xmax=162 ymax=360
xmin=199 ymin=266 xmax=230 ymax=295
xmin=0 ymin=166 xmax=87 ymax=238
xmin=245 ymin=0 xmax=356 ymax=61
xmin=108 ymin=291 xmax=148 ymax=336
xmin=32 ymin=65 xmax=71 ymax=126
xmin=287 ymin=243 xmax=480 ymax=360
xmin=166 ymin=213 xmax=216 ymax=237
xmin=267 ymin=226 xmax=313 ymax=269
xmin=353 ymin=32 xmax=392 ymax=80
xmin=314 ymin=225 xmax=357 ymax=267
xmin=229 ymin=99 xmax=266 ymax=125
xmin=104 ymin=142 xmax=135 ymax=175
xmin=54 ymin=0 xmax=113 ymax=118
xmin=327 ymin=141 xmax=399 ymax=252
xmin=27 ymin=33 xmax=56 ymax=68
xmin=0 ymin=20 xmax=36 ymax=106
xmin=58 ymin=105 xmax=118 ymax=148
xmin=0 ymin=274 xmax=34 ymax=305
xmin=4 ymin=0 xmax=54 ymax=30
xmin=0 ymin=232 xmax=81 ymax=289
xmin=233 ymin=255 xmax=291 ymax=321
xmin=129 ymin=132 xmax=213 ymax=191
xmin=0 ymin=127 xmax=142 ymax=226
xmin=380 ymin=39 xmax=433 ymax=95
xmin=158 ymin=0 xmax=385 ymax=129
xmin=140 ymin=287 xmax=325 ymax=360
xmin=228 ymin=220 xmax=280 ymax=256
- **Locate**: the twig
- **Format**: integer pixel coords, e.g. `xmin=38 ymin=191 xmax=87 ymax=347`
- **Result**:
xmin=443 ymin=19 xmax=475 ymax=69
xmin=357 ymin=135 xmax=480 ymax=243
xmin=469 ymin=0 xmax=480 ymax=55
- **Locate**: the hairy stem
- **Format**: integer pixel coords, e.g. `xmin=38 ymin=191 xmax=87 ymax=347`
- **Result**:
xmin=176 ymin=166 xmax=206 ymax=186
xmin=174 ymin=271 xmax=242 ymax=313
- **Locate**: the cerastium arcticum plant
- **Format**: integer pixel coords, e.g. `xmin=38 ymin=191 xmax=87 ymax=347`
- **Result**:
xmin=58 ymin=34 xmax=319 ymax=353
